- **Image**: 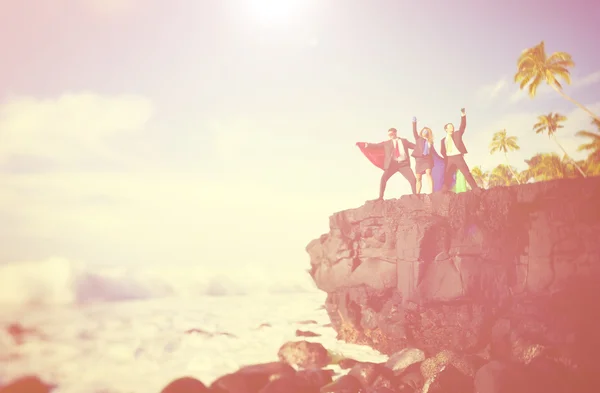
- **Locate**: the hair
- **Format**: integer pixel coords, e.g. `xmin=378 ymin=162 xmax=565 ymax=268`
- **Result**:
xmin=444 ymin=123 xmax=454 ymax=131
xmin=420 ymin=127 xmax=434 ymax=143
xmin=388 ymin=128 xmax=397 ymax=134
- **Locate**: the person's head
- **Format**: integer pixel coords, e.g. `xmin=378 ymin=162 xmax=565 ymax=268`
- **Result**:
xmin=420 ymin=127 xmax=434 ymax=142
xmin=388 ymin=128 xmax=397 ymax=139
xmin=444 ymin=123 xmax=455 ymax=134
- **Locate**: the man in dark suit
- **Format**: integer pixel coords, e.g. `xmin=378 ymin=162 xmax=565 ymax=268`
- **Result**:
xmin=363 ymin=128 xmax=417 ymax=199
xmin=440 ymin=108 xmax=479 ymax=191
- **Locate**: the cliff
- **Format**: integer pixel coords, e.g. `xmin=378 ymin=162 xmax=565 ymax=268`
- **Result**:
xmin=306 ymin=177 xmax=600 ymax=366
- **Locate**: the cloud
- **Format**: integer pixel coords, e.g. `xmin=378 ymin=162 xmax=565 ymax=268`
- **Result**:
xmin=465 ymin=102 xmax=600 ymax=172
xmin=573 ymin=70 xmax=600 ymax=88
xmin=477 ymin=79 xmax=507 ymax=100
xmin=0 ymin=93 xmax=153 ymax=169
xmin=509 ymin=85 xmax=552 ymax=103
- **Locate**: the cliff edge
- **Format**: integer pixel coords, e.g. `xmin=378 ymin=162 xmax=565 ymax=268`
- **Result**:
xmin=306 ymin=177 xmax=600 ymax=366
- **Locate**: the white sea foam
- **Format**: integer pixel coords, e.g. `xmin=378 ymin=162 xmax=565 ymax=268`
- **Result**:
xmin=0 ymin=292 xmax=387 ymax=393
xmin=0 ymin=258 xmax=387 ymax=392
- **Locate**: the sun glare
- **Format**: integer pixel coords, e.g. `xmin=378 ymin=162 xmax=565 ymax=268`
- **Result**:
xmin=245 ymin=0 xmax=302 ymax=25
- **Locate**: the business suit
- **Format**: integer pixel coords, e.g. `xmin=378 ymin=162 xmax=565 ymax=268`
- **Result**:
xmin=365 ymin=137 xmax=417 ymax=198
xmin=440 ymin=114 xmax=478 ymax=191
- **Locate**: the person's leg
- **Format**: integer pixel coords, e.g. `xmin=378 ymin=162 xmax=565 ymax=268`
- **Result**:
xmin=415 ymin=173 xmax=422 ymax=194
xmin=424 ymin=168 xmax=433 ymax=194
xmin=443 ymin=158 xmax=457 ymax=191
xmin=455 ymin=156 xmax=479 ymax=190
xmin=379 ymin=164 xmax=398 ymax=199
xmin=398 ymin=164 xmax=417 ymax=195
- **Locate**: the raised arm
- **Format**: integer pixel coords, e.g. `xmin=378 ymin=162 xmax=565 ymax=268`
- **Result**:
xmin=457 ymin=108 xmax=467 ymax=134
xmin=364 ymin=141 xmax=385 ymax=149
xmin=412 ymin=117 xmax=419 ymax=141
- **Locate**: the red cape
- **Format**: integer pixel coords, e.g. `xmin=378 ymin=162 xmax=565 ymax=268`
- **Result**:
xmin=356 ymin=142 xmax=385 ymax=170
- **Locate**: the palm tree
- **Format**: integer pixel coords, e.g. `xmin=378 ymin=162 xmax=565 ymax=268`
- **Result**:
xmin=516 ymin=169 xmax=532 ymax=184
xmin=576 ymin=118 xmax=600 ymax=165
xmin=471 ymin=166 xmax=489 ymax=189
xmin=533 ymin=112 xmax=586 ymax=177
xmin=489 ymin=129 xmax=521 ymax=184
xmin=488 ymin=164 xmax=519 ymax=187
xmin=514 ymin=41 xmax=600 ymax=122
xmin=524 ymin=152 xmax=581 ymax=181
xmin=581 ymin=157 xmax=600 ymax=176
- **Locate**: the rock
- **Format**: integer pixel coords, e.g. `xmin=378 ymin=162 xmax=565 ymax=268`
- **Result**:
xmin=215 ymin=332 xmax=237 ymax=338
xmin=394 ymin=361 xmax=424 ymax=392
xmin=261 ymin=369 xmax=334 ymax=393
xmin=424 ymin=364 xmax=474 ymax=393
xmin=183 ymin=329 xmax=236 ymax=338
xmin=367 ymin=388 xmax=396 ymax=393
xmin=385 ymin=348 xmax=425 ymax=374
xmin=278 ymin=341 xmax=330 ymax=369
xmin=161 ymin=377 xmax=209 ymax=393
xmin=347 ymin=361 xmax=393 ymax=389
xmin=297 ymin=320 xmax=319 ymax=325
xmin=259 ymin=374 xmax=318 ymax=393
xmin=474 ymin=361 xmax=526 ymax=393
xmin=296 ymin=369 xmax=335 ymax=388
xmin=338 ymin=358 xmax=358 ymax=369
xmin=0 ymin=376 xmax=55 ymax=393
xmin=306 ymin=177 xmax=600 ymax=364
xmin=416 ymin=252 xmax=465 ymax=302
xmin=210 ymin=362 xmax=295 ymax=393
xmin=296 ymin=329 xmax=321 ymax=337
xmin=184 ymin=328 xmax=213 ymax=337
xmin=319 ymin=374 xmax=362 ymax=393
xmin=5 ymin=323 xmax=44 ymax=345
xmin=420 ymin=350 xmax=478 ymax=380
xmin=523 ymin=356 xmax=571 ymax=393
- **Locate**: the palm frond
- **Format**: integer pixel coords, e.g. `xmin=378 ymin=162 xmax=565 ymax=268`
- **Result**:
xmin=528 ymin=74 xmax=543 ymax=97
xmin=577 ymin=142 xmax=597 ymax=152
xmin=547 ymin=70 xmax=562 ymax=89
xmin=575 ymin=130 xmax=600 ymax=140
xmin=547 ymin=51 xmax=574 ymax=64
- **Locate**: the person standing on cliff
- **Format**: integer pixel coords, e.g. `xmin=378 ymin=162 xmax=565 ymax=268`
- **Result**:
xmin=440 ymin=108 xmax=480 ymax=192
xmin=362 ymin=128 xmax=417 ymax=200
xmin=411 ymin=116 xmax=440 ymax=194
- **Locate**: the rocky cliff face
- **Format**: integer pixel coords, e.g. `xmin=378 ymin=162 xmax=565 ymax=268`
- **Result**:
xmin=306 ymin=177 xmax=600 ymax=368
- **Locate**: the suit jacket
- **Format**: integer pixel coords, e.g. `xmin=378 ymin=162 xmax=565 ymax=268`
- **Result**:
xmin=411 ymin=122 xmax=437 ymax=158
xmin=365 ymin=138 xmax=415 ymax=169
xmin=440 ymin=115 xmax=468 ymax=158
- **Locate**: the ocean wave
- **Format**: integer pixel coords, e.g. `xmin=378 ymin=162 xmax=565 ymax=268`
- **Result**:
xmin=0 ymin=258 xmax=318 ymax=307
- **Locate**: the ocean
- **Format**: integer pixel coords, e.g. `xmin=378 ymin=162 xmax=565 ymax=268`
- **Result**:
xmin=0 ymin=259 xmax=386 ymax=393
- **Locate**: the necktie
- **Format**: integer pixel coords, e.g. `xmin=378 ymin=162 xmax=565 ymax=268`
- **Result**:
xmin=394 ymin=140 xmax=400 ymax=158
xmin=423 ymin=141 xmax=429 ymax=155
xmin=446 ymin=138 xmax=453 ymax=153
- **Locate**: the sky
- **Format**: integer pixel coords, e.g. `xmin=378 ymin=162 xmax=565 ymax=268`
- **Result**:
xmin=0 ymin=0 xmax=599 ymax=273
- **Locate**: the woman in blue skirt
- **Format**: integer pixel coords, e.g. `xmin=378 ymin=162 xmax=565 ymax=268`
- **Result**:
xmin=411 ymin=116 xmax=438 ymax=194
